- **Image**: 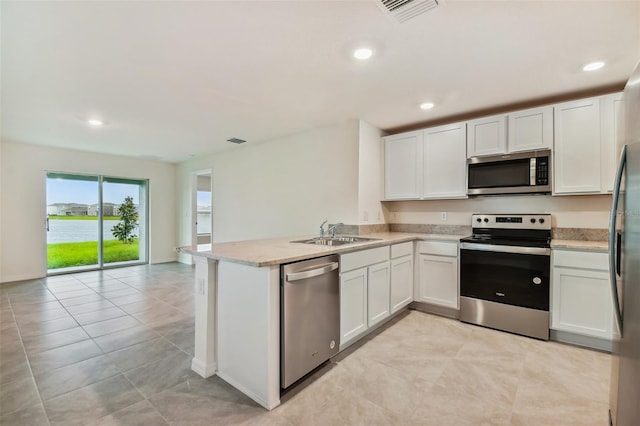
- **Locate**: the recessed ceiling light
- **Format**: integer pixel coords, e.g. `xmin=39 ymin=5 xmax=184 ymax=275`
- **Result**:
xmin=353 ymin=47 xmax=374 ymax=60
xmin=420 ymin=102 xmax=435 ymax=110
xmin=582 ymin=61 xmax=605 ymax=72
xmin=87 ymin=119 xmax=103 ymax=127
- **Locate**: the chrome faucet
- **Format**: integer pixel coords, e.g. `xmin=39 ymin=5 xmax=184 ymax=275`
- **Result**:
xmin=328 ymin=223 xmax=343 ymax=238
xmin=319 ymin=220 xmax=328 ymax=237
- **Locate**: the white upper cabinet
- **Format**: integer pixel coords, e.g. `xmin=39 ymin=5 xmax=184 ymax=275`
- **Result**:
xmin=554 ymin=94 xmax=622 ymax=195
xmin=507 ymin=106 xmax=553 ymax=153
xmin=467 ymin=107 xmax=552 ymax=158
xmin=422 ymin=122 xmax=467 ymax=199
xmin=384 ymin=124 xmax=466 ymax=201
xmin=467 ymin=114 xmax=507 ymax=157
xmin=553 ymin=97 xmax=602 ymax=194
xmin=384 ymin=131 xmax=422 ymax=200
xmin=601 ymin=92 xmax=623 ymax=193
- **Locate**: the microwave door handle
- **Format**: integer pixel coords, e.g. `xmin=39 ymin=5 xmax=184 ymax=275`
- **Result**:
xmin=530 ymin=158 xmax=536 ymax=186
xmin=609 ymin=144 xmax=626 ymax=335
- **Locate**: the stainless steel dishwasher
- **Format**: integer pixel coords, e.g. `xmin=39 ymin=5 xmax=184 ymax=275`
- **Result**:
xmin=281 ymin=254 xmax=340 ymax=389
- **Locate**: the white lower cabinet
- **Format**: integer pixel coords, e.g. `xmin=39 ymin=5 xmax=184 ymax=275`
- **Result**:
xmin=339 ymin=267 xmax=368 ymax=344
xmin=551 ymin=249 xmax=615 ymax=340
xmin=390 ymin=242 xmax=414 ymax=314
xmin=367 ymin=261 xmax=391 ymax=327
xmin=339 ymin=246 xmax=390 ymax=348
xmin=416 ymin=241 xmax=459 ymax=309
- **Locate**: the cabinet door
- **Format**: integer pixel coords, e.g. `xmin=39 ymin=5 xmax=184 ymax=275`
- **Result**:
xmin=417 ymin=254 xmax=458 ymax=309
xmin=466 ymin=114 xmax=507 ymax=158
xmin=384 ymin=131 xmax=422 ymax=200
xmin=553 ymin=97 xmax=601 ymax=194
xmin=390 ymin=255 xmax=413 ymax=314
xmin=422 ymin=122 xmax=467 ymax=199
xmin=367 ymin=261 xmax=390 ymax=327
xmin=551 ymin=267 xmax=613 ymax=339
xmin=601 ymin=92 xmax=623 ymax=193
xmin=340 ymin=268 xmax=368 ymax=346
xmin=507 ymin=106 xmax=553 ymax=153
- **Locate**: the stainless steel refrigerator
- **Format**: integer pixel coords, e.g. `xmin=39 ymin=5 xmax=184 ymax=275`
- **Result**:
xmin=609 ymin=62 xmax=640 ymax=425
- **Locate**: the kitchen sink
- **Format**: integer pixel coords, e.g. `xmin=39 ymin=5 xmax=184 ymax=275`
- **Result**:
xmin=291 ymin=236 xmax=381 ymax=246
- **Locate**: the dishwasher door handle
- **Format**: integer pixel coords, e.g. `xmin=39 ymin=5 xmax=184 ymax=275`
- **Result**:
xmin=286 ymin=262 xmax=339 ymax=282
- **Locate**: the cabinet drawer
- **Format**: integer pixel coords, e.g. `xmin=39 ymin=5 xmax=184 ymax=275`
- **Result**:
xmin=418 ymin=241 xmax=458 ymax=257
xmin=391 ymin=242 xmax=413 ymax=259
xmin=553 ymin=249 xmax=608 ymax=271
xmin=340 ymin=247 xmax=389 ymax=273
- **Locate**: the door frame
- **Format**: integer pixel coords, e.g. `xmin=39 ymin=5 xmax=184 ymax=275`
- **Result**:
xmin=191 ymin=169 xmax=213 ymax=252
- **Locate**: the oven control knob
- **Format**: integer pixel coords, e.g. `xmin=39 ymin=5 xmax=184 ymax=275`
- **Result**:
xmin=483 ymin=218 xmax=489 ymax=223
xmin=533 ymin=277 xmax=542 ymax=285
xmin=476 ymin=218 xmax=482 ymax=223
xmin=530 ymin=218 xmax=536 ymax=224
xmin=539 ymin=218 xmax=545 ymax=224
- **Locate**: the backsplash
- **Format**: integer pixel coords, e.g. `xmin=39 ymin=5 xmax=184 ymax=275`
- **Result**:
xmin=552 ymin=228 xmax=608 ymax=241
xmin=389 ymin=223 xmax=472 ymax=236
xmin=334 ymin=224 xmax=390 ymax=235
xmin=337 ymin=223 xmax=608 ymax=241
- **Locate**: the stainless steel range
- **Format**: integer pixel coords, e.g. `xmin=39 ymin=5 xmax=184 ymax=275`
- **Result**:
xmin=459 ymin=214 xmax=551 ymax=340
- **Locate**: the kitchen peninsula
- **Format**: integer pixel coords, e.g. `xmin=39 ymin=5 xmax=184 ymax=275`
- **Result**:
xmin=178 ymin=231 xmax=462 ymax=410
xmin=179 ymin=229 xmax=609 ymax=410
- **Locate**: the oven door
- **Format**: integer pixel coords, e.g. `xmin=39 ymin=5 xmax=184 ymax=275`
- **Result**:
xmin=460 ymin=243 xmax=550 ymax=311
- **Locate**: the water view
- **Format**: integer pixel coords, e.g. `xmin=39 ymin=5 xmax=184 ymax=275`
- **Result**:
xmin=47 ymin=219 xmax=126 ymax=243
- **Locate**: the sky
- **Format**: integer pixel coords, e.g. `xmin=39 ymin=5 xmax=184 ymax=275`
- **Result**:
xmin=46 ymin=178 xmax=140 ymax=205
xmin=197 ymin=190 xmax=211 ymax=207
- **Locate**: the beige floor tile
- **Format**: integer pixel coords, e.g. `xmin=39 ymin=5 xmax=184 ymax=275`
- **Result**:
xmin=34 ymin=354 xmax=121 ymax=401
xmin=43 ymin=374 xmax=144 ymax=426
xmin=411 ymin=382 xmax=513 ymax=426
xmin=0 ymin=263 xmax=615 ymax=426
xmin=323 ymin=352 xmax=433 ymax=416
xmin=87 ymin=400 xmax=169 ymax=426
xmin=511 ymin=382 xmax=609 ymax=426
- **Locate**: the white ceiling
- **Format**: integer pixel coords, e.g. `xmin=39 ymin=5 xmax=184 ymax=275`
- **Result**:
xmin=2 ymin=0 xmax=639 ymax=163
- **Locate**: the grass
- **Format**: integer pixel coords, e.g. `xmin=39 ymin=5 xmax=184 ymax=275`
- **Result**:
xmin=49 ymin=215 xmax=119 ymax=221
xmin=47 ymin=239 xmax=139 ymax=269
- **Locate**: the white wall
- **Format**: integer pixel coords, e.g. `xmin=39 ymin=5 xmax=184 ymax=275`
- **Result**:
xmin=176 ymin=120 xmax=360 ymax=258
xmin=385 ymin=194 xmax=612 ymax=229
xmin=0 ymin=141 xmax=178 ymax=283
xmin=357 ymin=120 xmax=385 ymax=225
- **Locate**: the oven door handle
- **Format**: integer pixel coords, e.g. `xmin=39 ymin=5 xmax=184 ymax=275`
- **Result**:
xmin=460 ymin=242 xmax=550 ymax=256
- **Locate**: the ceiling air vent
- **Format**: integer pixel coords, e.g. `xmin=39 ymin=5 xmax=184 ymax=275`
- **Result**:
xmin=226 ymin=138 xmax=247 ymax=144
xmin=377 ymin=0 xmax=439 ymax=24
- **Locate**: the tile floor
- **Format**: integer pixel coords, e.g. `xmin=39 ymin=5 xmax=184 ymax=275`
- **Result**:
xmin=0 ymin=262 xmax=611 ymax=425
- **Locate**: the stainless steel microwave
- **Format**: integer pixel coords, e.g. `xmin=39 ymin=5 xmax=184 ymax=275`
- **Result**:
xmin=467 ymin=149 xmax=551 ymax=196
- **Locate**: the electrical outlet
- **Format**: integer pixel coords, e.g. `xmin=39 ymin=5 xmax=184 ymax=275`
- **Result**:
xmin=440 ymin=212 xmax=447 ymax=221
xmin=198 ymin=278 xmax=205 ymax=295
xmin=363 ymin=211 xmax=369 ymax=222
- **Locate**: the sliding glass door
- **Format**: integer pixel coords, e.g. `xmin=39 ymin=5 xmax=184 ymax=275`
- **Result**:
xmin=46 ymin=172 xmax=148 ymax=273
xmin=46 ymin=174 xmax=101 ymax=271
xmin=102 ymin=177 xmax=147 ymax=266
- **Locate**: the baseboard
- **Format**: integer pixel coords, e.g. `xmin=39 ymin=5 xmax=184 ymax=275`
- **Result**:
xmin=410 ymin=301 xmax=459 ymax=319
xmin=150 ymin=257 xmax=179 ymax=264
xmin=0 ymin=272 xmax=45 ymax=285
xmin=216 ymin=370 xmax=280 ymax=411
xmin=191 ymin=358 xmax=217 ymax=378
xmin=550 ymin=329 xmax=613 ymax=352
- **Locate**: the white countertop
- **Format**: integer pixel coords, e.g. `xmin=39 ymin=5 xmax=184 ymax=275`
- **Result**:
xmin=178 ymin=231 xmax=610 ymax=267
xmin=178 ymin=232 xmax=466 ymax=267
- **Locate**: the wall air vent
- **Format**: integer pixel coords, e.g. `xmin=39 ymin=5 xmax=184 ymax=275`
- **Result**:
xmin=226 ymin=138 xmax=247 ymax=144
xmin=377 ymin=0 xmax=439 ymax=24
